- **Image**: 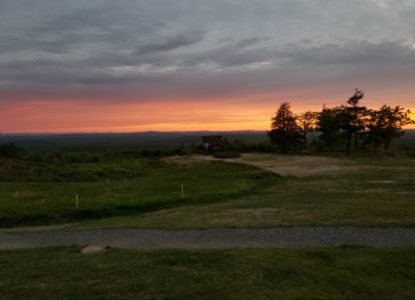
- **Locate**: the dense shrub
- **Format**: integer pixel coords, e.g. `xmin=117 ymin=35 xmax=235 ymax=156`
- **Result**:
xmin=0 ymin=143 xmax=25 ymax=158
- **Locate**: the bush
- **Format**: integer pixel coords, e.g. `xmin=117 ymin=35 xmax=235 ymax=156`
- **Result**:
xmin=213 ymin=151 xmax=241 ymax=159
xmin=0 ymin=143 xmax=25 ymax=158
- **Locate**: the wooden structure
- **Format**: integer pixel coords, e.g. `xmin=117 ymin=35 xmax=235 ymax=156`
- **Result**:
xmin=201 ymin=135 xmax=225 ymax=154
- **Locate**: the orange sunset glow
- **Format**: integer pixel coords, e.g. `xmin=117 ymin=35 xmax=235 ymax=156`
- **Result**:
xmin=2 ymin=89 xmax=414 ymax=133
xmin=1 ymin=95 xmax=414 ymax=133
xmin=0 ymin=99 xmax=272 ymax=133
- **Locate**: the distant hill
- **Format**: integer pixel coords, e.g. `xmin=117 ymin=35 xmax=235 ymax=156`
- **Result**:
xmin=1 ymin=129 xmax=413 ymax=152
xmin=0 ymin=131 xmax=269 ymax=151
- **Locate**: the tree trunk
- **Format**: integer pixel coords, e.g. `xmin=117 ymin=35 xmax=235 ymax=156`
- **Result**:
xmin=354 ymin=131 xmax=358 ymax=153
xmin=346 ymin=132 xmax=352 ymax=155
xmin=384 ymin=142 xmax=390 ymax=154
xmin=282 ymin=142 xmax=287 ymax=154
xmin=303 ymin=132 xmax=307 ymax=150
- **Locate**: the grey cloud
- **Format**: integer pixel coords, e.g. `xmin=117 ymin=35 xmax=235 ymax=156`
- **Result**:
xmin=1 ymin=0 xmax=415 ymax=102
xmin=135 ymin=30 xmax=205 ymax=55
xmin=176 ymin=40 xmax=415 ymax=71
xmin=235 ymin=37 xmax=270 ymax=49
xmin=1 ymin=39 xmax=415 ymax=101
xmin=0 ymin=3 xmax=164 ymax=55
xmin=277 ymin=40 xmax=415 ymax=66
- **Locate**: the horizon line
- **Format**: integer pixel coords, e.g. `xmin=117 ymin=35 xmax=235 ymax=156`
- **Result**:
xmin=1 ymin=128 xmax=415 ymax=136
xmin=0 ymin=129 xmax=270 ymax=136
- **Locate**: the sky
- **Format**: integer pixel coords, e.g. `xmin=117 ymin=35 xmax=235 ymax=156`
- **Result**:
xmin=0 ymin=0 xmax=414 ymax=133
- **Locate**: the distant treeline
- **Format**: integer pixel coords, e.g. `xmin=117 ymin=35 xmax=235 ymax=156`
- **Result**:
xmin=269 ymin=89 xmax=415 ymax=155
xmin=0 ymin=131 xmax=267 ymax=151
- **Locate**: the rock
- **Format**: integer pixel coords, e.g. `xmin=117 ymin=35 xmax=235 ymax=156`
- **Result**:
xmin=81 ymin=245 xmax=105 ymax=254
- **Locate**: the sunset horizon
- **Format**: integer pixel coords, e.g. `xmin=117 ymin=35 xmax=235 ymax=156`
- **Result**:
xmin=1 ymin=0 xmax=415 ymax=133
xmin=2 ymin=93 xmax=414 ymax=134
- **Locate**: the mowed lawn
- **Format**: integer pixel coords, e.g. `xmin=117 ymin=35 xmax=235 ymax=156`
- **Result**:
xmin=0 ymin=246 xmax=414 ymax=300
xmin=0 ymin=158 xmax=275 ymax=227
xmin=81 ymin=154 xmax=415 ymax=229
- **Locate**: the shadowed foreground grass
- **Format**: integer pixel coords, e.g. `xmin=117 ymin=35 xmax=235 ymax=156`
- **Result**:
xmin=0 ymin=246 xmax=414 ymax=300
xmin=0 ymin=160 xmax=275 ymax=227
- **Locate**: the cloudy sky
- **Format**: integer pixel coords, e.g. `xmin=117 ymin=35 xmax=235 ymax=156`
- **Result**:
xmin=1 ymin=0 xmax=414 ymax=132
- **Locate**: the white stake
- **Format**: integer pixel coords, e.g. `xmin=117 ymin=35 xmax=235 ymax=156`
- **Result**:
xmin=75 ymin=194 xmax=79 ymax=209
xmin=181 ymin=185 xmax=184 ymax=199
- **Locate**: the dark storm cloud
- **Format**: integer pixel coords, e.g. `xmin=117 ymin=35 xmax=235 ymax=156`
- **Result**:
xmin=1 ymin=0 xmax=415 ymax=101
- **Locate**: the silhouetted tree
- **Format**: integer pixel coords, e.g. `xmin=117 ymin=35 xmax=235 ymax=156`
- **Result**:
xmin=316 ymin=106 xmax=344 ymax=149
xmin=366 ymin=105 xmax=414 ymax=153
xmin=317 ymin=90 xmax=367 ymax=154
xmin=297 ymin=111 xmax=318 ymax=150
xmin=345 ymin=89 xmax=367 ymax=154
xmin=269 ymin=103 xmax=302 ymax=153
xmin=271 ymin=90 xmax=414 ymax=155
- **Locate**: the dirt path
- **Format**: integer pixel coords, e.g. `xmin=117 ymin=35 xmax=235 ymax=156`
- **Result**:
xmin=1 ymin=227 xmax=414 ymax=250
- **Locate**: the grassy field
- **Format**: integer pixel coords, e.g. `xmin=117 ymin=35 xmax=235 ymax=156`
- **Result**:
xmin=1 ymin=140 xmax=415 ymax=300
xmin=0 ymin=157 xmax=274 ymax=227
xmin=1 ymin=150 xmax=415 ymax=229
xmin=80 ymin=154 xmax=415 ymax=229
xmin=0 ymin=246 xmax=414 ymax=299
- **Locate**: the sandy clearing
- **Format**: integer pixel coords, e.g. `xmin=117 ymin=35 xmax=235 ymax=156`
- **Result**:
xmin=164 ymin=154 xmax=358 ymax=177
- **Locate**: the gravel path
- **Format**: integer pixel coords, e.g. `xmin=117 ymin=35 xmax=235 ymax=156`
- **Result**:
xmin=1 ymin=227 xmax=415 ymax=249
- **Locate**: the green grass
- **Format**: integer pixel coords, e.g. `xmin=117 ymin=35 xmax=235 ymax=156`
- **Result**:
xmin=0 ymin=156 xmax=151 ymax=182
xmin=2 ymin=153 xmax=415 ymax=229
xmin=0 ymin=246 xmax=414 ymax=299
xmin=81 ymin=155 xmax=415 ymax=229
xmin=0 ymin=159 xmax=275 ymax=227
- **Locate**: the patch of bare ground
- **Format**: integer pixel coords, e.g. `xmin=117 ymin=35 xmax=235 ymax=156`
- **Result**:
xmin=164 ymin=154 xmax=358 ymax=177
xmin=162 ymin=155 xmax=205 ymax=166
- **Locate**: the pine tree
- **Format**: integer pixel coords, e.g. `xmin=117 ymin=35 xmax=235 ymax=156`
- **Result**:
xmin=269 ymin=103 xmax=302 ymax=153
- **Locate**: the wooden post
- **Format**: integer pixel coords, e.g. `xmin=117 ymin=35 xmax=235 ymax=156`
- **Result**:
xmin=75 ymin=194 xmax=79 ymax=209
xmin=181 ymin=185 xmax=184 ymax=199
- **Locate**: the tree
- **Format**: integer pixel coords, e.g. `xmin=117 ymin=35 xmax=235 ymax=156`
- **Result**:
xmin=297 ymin=111 xmax=318 ymax=150
xmin=345 ymin=89 xmax=367 ymax=154
xmin=318 ymin=89 xmax=367 ymax=154
xmin=268 ymin=103 xmax=302 ymax=153
xmin=366 ymin=105 xmax=414 ymax=153
xmin=316 ymin=106 xmax=344 ymax=149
